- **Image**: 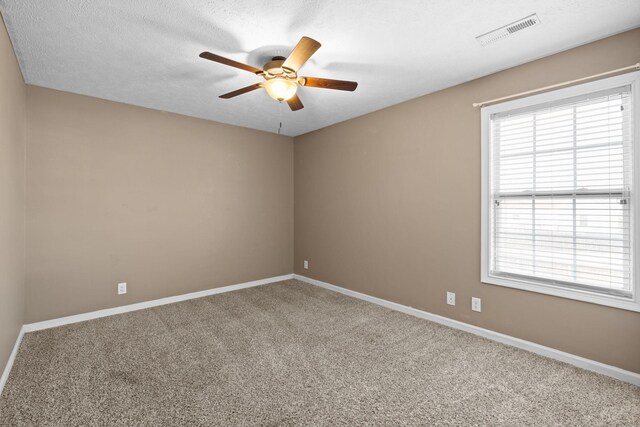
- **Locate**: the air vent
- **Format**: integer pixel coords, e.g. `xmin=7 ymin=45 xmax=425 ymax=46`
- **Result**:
xmin=476 ymin=14 xmax=541 ymax=46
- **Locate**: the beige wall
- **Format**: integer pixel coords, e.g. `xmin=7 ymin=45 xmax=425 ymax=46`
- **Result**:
xmin=294 ymin=29 xmax=640 ymax=373
xmin=0 ymin=14 xmax=26 ymax=371
xmin=25 ymin=86 xmax=293 ymax=323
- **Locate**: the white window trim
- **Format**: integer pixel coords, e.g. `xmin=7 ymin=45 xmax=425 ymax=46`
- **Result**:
xmin=481 ymin=71 xmax=640 ymax=312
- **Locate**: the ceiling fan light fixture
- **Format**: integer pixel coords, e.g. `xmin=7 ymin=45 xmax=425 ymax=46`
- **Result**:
xmin=200 ymin=36 xmax=358 ymax=111
xmin=263 ymin=77 xmax=298 ymax=101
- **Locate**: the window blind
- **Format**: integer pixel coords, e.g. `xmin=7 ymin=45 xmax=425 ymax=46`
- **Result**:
xmin=489 ymin=85 xmax=633 ymax=297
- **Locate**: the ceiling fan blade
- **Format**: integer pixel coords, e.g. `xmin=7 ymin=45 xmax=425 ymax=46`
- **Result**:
xmin=287 ymin=93 xmax=304 ymax=111
xmin=199 ymin=52 xmax=262 ymax=74
xmin=282 ymin=36 xmax=321 ymax=72
xmin=219 ymin=83 xmax=262 ymax=99
xmin=300 ymin=77 xmax=358 ymax=91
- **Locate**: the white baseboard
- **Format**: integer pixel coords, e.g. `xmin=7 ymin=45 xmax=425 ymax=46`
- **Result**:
xmin=23 ymin=274 xmax=294 ymax=333
xmin=293 ymin=274 xmax=640 ymax=387
xmin=0 ymin=326 xmax=25 ymax=395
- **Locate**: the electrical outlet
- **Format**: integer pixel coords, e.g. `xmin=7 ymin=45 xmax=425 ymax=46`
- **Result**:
xmin=117 ymin=282 xmax=127 ymax=295
xmin=304 ymin=260 xmax=309 ymax=269
xmin=446 ymin=292 xmax=456 ymax=306
xmin=472 ymin=297 xmax=481 ymax=312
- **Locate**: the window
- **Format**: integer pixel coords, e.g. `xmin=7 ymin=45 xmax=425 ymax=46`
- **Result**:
xmin=481 ymin=72 xmax=640 ymax=311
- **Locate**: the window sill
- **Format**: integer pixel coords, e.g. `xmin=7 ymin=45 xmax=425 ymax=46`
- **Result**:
xmin=481 ymin=273 xmax=640 ymax=312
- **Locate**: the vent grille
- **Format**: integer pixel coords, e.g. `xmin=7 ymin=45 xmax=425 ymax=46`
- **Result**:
xmin=476 ymin=14 xmax=541 ymax=46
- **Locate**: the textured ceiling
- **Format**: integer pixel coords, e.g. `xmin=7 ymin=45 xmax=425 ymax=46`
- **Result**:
xmin=1 ymin=0 xmax=639 ymax=136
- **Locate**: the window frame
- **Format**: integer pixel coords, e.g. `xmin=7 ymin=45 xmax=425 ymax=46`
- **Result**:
xmin=481 ymin=71 xmax=640 ymax=312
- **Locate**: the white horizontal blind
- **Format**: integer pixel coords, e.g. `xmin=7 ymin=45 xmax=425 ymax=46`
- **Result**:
xmin=489 ymin=85 xmax=633 ymax=297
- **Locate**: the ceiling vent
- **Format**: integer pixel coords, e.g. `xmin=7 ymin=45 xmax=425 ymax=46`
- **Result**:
xmin=476 ymin=14 xmax=541 ymax=46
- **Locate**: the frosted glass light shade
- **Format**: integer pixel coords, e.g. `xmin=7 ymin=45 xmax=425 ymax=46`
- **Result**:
xmin=263 ymin=78 xmax=298 ymax=101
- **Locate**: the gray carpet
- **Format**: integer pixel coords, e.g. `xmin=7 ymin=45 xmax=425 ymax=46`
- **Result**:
xmin=0 ymin=280 xmax=638 ymax=426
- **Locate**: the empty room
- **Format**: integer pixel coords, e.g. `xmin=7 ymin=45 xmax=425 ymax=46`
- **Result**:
xmin=1 ymin=0 xmax=639 ymax=425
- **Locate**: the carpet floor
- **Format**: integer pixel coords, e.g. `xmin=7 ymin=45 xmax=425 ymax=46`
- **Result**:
xmin=0 ymin=279 xmax=638 ymax=426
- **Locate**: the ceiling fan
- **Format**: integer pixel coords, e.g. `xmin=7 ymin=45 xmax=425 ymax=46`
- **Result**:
xmin=199 ymin=36 xmax=358 ymax=111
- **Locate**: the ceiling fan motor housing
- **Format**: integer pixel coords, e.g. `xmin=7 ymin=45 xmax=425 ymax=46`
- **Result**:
xmin=263 ymin=57 xmax=296 ymax=79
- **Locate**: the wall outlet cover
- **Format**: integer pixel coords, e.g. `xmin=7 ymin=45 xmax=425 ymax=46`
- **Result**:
xmin=118 ymin=282 xmax=127 ymax=295
xmin=472 ymin=297 xmax=481 ymax=312
xmin=303 ymin=260 xmax=309 ymax=269
xmin=447 ymin=292 xmax=456 ymax=305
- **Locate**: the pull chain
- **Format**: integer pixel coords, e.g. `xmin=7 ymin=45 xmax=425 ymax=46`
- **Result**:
xmin=277 ymin=101 xmax=284 ymax=135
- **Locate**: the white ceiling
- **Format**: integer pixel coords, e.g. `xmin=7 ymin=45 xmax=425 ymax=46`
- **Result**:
xmin=1 ymin=0 xmax=639 ymax=136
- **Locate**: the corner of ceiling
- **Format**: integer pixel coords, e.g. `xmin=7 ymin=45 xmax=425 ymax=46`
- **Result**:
xmin=1 ymin=7 xmax=30 ymax=84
